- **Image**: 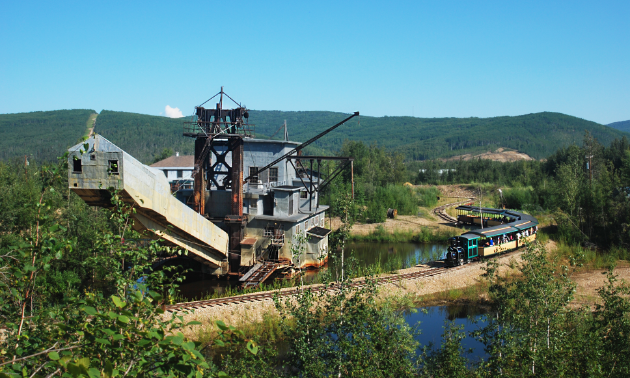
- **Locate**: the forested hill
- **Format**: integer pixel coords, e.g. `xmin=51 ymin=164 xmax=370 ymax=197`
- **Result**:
xmin=250 ymin=110 xmax=629 ymax=160
xmin=2 ymin=109 xmax=628 ymax=164
xmin=609 ymin=120 xmax=630 ymax=133
xmin=0 ymin=109 xmax=95 ymax=162
xmin=94 ymin=110 xmax=195 ymax=163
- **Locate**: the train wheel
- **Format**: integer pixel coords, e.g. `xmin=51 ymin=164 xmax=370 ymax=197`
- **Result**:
xmin=458 ymin=258 xmax=464 ymax=266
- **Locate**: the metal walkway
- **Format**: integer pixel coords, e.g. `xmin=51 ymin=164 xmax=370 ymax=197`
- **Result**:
xmin=239 ymin=261 xmax=280 ymax=289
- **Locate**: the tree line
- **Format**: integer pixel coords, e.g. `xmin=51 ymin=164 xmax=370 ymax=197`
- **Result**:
xmin=416 ymin=134 xmax=630 ymax=250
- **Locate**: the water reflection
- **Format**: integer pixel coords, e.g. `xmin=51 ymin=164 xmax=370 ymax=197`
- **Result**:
xmin=341 ymin=242 xmax=446 ymax=268
xmin=406 ymin=305 xmax=489 ymax=363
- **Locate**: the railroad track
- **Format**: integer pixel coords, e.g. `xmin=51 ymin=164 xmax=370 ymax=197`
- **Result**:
xmin=165 ymin=199 xmax=520 ymax=313
xmin=433 ymin=197 xmax=475 ymax=223
xmin=164 ymin=260 xmax=491 ymax=313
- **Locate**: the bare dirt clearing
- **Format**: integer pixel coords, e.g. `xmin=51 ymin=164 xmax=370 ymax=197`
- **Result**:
xmin=327 ymin=184 xmax=476 ymax=235
xmin=570 ymin=262 xmax=630 ymax=307
xmin=441 ymin=147 xmax=535 ymax=162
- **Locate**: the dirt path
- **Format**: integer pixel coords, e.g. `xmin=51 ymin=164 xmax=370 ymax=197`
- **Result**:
xmin=327 ymin=184 xmax=476 ymax=235
xmin=86 ymin=113 xmax=97 ymax=138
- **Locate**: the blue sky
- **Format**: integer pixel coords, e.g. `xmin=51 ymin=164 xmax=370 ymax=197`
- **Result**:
xmin=1 ymin=1 xmax=628 ymax=124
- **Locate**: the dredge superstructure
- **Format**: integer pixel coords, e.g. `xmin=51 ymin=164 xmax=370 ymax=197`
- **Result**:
xmin=69 ymin=89 xmax=358 ymax=287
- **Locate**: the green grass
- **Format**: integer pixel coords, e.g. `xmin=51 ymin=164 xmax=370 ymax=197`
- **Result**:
xmin=550 ymin=241 xmax=630 ymax=271
xmin=350 ymin=225 xmax=460 ymax=243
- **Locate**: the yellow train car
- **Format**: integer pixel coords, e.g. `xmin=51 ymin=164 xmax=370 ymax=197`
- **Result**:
xmin=445 ymin=206 xmax=538 ymax=266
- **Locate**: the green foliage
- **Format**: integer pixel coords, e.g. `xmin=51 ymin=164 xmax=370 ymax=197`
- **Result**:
xmin=420 ymin=322 xmax=471 ymax=378
xmin=349 ymin=227 xmax=459 ymax=244
xmin=501 ymin=187 xmax=537 ymax=210
xmin=273 ymin=263 xmax=419 ymax=377
xmin=0 ymin=110 xmax=96 ymax=162
xmin=152 ymin=147 xmax=174 ymax=164
xmin=0 ymin=156 xmax=242 ymax=377
xmin=416 ymin=186 xmax=440 ymax=208
xmin=415 ymin=158 xmax=545 ymax=187
xmin=321 ymin=141 xmax=416 ymax=223
xmin=419 ymin=134 xmax=630 ymax=250
xmin=477 ymin=241 xmax=576 ymax=376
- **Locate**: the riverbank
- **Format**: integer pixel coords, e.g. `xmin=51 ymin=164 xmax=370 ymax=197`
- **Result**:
xmin=172 ymin=237 xmax=630 ymax=344
xmin=173 ymin=246 xmax=527 ymax=341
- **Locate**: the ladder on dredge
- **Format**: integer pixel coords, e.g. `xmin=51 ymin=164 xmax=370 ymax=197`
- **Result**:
xmin=239 ymin=261 xmax=280 ymax=289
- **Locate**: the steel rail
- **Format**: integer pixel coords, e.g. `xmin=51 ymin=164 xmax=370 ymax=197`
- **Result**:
xmin=433 ymin=198 xmax=475 ymax=223
xmin=163 ymin=248 xmax=522 ymax=313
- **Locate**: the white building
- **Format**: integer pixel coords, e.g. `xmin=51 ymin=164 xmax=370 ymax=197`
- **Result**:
xmin=150 ymin=153 xmax=194 ymax=190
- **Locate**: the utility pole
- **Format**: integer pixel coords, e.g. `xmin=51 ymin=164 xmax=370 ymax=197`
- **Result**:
xmin=479 ymin=188 xmax=483 ymax=229
xmin=585 ymin=154 xmax=593 ymax=184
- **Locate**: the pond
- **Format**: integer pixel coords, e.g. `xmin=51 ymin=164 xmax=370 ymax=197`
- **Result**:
xmin=406 ymin=304 xmax=489 ymax=363
xmin=177 ymin=242 xmax=447 ymax=301
xmin=339 ymin=241 xmax=446 ymax=269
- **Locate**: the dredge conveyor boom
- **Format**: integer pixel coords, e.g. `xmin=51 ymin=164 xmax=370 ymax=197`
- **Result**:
xmin=68 ymin=135 xmax=229 ymax=273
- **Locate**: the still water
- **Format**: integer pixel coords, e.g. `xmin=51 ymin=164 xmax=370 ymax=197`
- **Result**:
xmin=340 ymin=242 xmax=446 ymax=268
xmin=406 ymin=305 xmax=489 ymax=363
xmin=177 ymin=242 xmax=447 ymax=301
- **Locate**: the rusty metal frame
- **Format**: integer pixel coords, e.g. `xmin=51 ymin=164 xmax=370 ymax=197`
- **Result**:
xmin=287 ymin=156 xmax=354 ymax=211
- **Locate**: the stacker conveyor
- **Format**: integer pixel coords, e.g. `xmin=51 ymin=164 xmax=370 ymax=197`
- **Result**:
xmin=68 ymin=135 xmax=229 ymax=274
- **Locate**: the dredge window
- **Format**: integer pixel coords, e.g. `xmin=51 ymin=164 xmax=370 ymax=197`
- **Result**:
xmin=108 ymin=160 xmax=119 ymax=174
xmin=269 ymin=167 xmax=278 ymax=183
xmin=73 ymin=157 xmax=82 ymax=173
xmin=300 ymin=191 xmax=308 ymax=199
xmin=249 ymin=167 xmax=259 ymax=183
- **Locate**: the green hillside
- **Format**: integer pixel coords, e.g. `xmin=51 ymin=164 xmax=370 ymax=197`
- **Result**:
xmin=609 ymin=120 xmax=630 ymax=133
xmin=3 ymin=109 xmax=627 ymax=164
xmin=250 ymin=111 xmax=629 ymax=160
xmin=0 ymin=109 xmax=95 ymax=162
xmin=94 ymin=110 xmax=195 ymax=164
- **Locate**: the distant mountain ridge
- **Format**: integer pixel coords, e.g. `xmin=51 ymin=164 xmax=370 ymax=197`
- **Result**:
xmin=249 ymin=110 xmax=629 ymax=160
xmin=1 ymin=109 xmax=628 ymax=164
xmin=608 ymin=120 xmax=630 ymax=133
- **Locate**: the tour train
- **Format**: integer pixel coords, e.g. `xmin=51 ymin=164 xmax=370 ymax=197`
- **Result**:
xmin=445 ymin=206 xmax=538 ymax=267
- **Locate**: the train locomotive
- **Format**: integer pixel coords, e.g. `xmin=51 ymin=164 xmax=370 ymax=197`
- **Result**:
xmin=445 ymin=206 xmax=538 ymax=267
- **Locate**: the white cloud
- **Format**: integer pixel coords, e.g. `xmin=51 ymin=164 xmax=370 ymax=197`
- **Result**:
xmin=165 ymin=105 xmax=184 ymax=118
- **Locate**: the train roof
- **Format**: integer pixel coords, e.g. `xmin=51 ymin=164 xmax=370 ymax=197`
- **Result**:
xmin=456 ymin=206 xmax=538 ymax=239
